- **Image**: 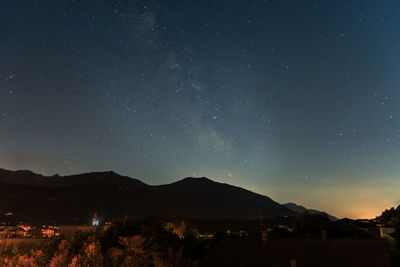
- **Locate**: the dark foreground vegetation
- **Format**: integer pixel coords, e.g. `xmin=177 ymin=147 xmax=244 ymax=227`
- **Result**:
xmin=0 ymin=216 xmax=222 ymax=266
xmin=376 ymin=205 xmax=400 ymax=266
xmin=1 ymin=208 xmax=400 ymax=266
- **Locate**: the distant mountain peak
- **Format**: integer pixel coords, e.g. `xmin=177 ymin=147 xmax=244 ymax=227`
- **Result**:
xmin=180 ymin=177 xmax=212 ymax=182
xmin=284 ymin=202 xmax=338 ymax=221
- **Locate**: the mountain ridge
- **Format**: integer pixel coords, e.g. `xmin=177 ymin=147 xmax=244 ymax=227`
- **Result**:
xmin=284 ymin=202 xmax=338 ymax=221
xmin=0 ymin=168 xmax=299 ymax=224
xmin=0 ymin=168 xmax=148 ymax=188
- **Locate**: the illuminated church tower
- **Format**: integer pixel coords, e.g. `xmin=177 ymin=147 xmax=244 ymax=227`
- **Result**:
xmin=92 ymin=212 xmax=99 ymax=226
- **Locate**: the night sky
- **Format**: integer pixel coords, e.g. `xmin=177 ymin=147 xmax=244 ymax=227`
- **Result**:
xmin=1 ymin=0 xmax=399 ymax=219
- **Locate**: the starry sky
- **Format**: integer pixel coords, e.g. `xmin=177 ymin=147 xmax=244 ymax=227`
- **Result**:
xmin=1 ymin=0 xmax=400 ymax=219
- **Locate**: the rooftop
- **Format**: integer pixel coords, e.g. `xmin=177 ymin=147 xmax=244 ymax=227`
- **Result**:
xmin=201 ymin=238 xmax=390 ymax=267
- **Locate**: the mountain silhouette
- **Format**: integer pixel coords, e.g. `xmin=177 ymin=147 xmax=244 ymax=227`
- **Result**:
xmin=284 ymin=202 xmax=338 ymax=221
xmin=0 ymin=168 xmax=147 ymax=187
xmin=0 ymin=168 xmax=298 ymax=224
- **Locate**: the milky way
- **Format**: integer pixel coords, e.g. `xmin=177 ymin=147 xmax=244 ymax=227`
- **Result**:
xmin=1 ymin=0 xmax=400 ymax=218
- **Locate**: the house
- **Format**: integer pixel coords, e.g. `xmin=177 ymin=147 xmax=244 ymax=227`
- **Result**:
xmin=201 ymin=238 xmax=390 ymax=267
xmin=380 ymin=227 xmax=396 ymax=238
